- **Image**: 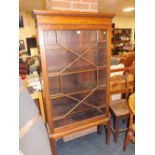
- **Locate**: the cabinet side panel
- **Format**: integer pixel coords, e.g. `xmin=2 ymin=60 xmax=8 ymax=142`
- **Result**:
xmin=37 ymin=25 xmax=54 ymax=131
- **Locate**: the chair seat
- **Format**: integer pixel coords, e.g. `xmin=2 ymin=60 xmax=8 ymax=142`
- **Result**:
xmin=110 ymin=99 xmax=130 ymax=117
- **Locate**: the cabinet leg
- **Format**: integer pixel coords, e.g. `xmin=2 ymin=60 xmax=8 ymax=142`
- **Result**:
xmin=50 ymin=139 xmax=57 ymax=155
xmin=97 ymin=125 xmax=102 ymax=135
xmin=105 ymin=120 xmax=110 ymax=144
xmin=114 ymin=118 xmax=119 ymax=143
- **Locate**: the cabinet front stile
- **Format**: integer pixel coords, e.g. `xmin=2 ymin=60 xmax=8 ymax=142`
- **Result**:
xmin=37 ymin=25 xmax=54 ymax=131
xmin=105 ymin=25 xmax=112 ymax=116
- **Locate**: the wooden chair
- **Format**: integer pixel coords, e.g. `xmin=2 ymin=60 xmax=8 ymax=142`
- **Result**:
xmin=123 ymin=93 xmax=135 ymax=151
xmin=110 ymin=68 xmax=130 ymax=143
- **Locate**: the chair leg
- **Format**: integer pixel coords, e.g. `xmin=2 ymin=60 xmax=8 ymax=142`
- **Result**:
xmin=50 ymin=139 xmax=57 ymax=155
xmin=123 ymin=129 xmax=135 ymax=151
xmin=114 ymin=118 xmax=119 ymax=143
xmin=123 ymin=134 xmax=130 ymax=151
xmin=105 ymin=120 xmax=110 ymax=144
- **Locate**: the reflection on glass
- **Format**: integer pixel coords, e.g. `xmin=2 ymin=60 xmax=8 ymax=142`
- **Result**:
xmin=44 ymin=31 xmax=57 ymax=44
xmin=98 ymin=30 xmax=107 ymax=41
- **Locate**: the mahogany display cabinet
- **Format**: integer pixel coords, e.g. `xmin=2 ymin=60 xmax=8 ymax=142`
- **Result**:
xmin=33 ymin=10 xmax=115 ymax=155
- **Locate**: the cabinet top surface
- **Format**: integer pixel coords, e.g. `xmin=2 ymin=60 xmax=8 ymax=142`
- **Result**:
xmin=33 ymin=10 xmax=115 ymax=18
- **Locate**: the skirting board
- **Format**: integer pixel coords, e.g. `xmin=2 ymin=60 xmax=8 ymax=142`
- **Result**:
xmin=63 ymin=126 xmax=97 ymax=142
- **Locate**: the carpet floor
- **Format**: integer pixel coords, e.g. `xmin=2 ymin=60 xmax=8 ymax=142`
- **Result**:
xmin=57 ymin=123 xmax=135 ymax=155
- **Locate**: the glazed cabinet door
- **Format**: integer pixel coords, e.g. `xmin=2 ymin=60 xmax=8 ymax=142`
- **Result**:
xmin=43 ymin=29 xmax=108 ymax=129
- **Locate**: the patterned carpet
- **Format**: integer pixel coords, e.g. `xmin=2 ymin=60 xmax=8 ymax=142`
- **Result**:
xmin=57 ymin=123 xmax=135 ymax=155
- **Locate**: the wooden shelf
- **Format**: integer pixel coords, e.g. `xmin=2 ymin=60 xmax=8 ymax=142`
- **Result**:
xmin=50 ymin=84 xmax=106 ymax=99
xmin=48 ymin=66 xmax=106 ymax=77
xmin=112 ymin=28 xmax=132 ymax=55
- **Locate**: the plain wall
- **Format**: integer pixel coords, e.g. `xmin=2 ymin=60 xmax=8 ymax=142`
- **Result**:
xmin=19 ymin=12 xmax=36 ymax=50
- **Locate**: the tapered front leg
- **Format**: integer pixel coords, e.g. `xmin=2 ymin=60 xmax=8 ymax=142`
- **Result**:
xmin=50 ymin=138 xmax=57 ymax=155
xmin=123 ymin=136 xmax=129 ymax=151
xmin=106 ymin=120 xmax=110 ymax=144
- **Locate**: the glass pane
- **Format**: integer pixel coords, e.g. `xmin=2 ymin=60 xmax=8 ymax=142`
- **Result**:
xmin=69 ymin=108 xmax=99 ymax=122
xmin=82 ymin=42 xmax=107 ymax=67
xmin=70 ymin=104 xmax=91 ymax=115
xmin=52 ymin=88 xmax=106 ymax=128
xmin=57 ymin=30 xmax=97 ymax=54
xmin=44 ymin=29 xmax=108 ymax=129
xmin=61 ymin=71 xmax=97 ymax=93
xmin=82 ymin=44 xmax=98 ymax=66
xmin=48 ymin=76 xmax=61 ymax=95
xmin=64 ymin=58 xmax=95 ymax=72
xmin=98 ymin=67 xmax=107 ymax=85
xmin=52 ymin=96 xmax=78 ymax=121
xmin=97 ymin=42 xmax=107 ymax=66
xmin=70 ymin=91 xmax=90 ymax=100
xmin=45 ymin=44 xmax=76 ymax=73
xmin=70 ymin=88 xmax=106 ymax=113
xmin=54 ymin=108 xmax=104 ymax=128
xmin=84 ymin=88 xmax=107 ymax=108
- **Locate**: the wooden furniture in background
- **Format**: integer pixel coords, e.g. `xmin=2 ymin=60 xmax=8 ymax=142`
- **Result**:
xmin=31 ymin=92 xmax=46 ymax=124
xmin=123 ymin=93 xmax=135 ymax=151
xmin=112 ymin=28 xmax=132 ymax=55
xmin=110 ymin=69 xmax=130 ymax=143
xmin=119 ymin=52 xmax=135 ymax=68
xmin=33 ymin=10 xmax=115 ymax=155
xmin=111 ymin=51 xmax=135 ymax=93
xmin=21 ymin=80 xmax=45 ymax=124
